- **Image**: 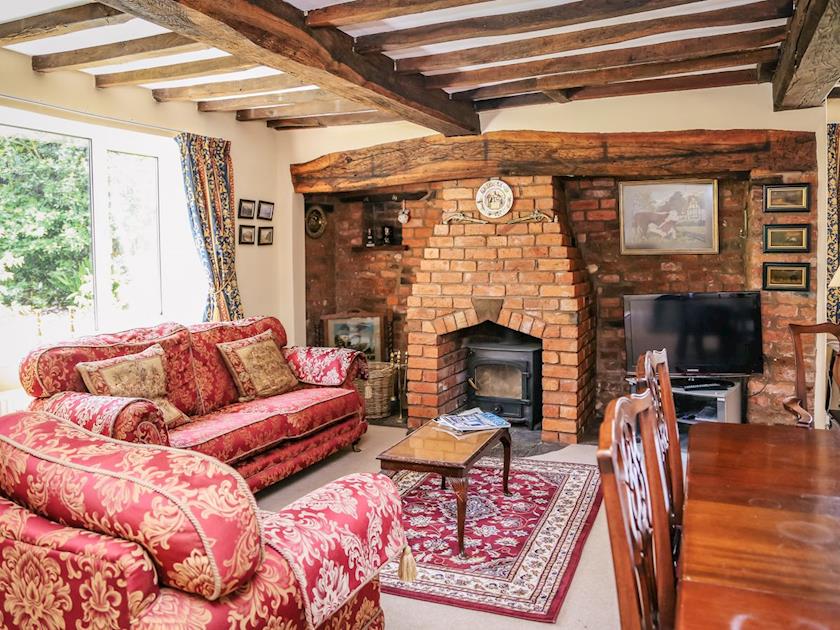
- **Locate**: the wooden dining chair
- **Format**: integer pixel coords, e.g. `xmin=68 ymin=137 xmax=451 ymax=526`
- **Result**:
xmin=635 ymin=350 xmax=685 ymax=533
xmin=598 ymin=390 xmax=676 ymax=630
xmin=786 ymin=322 xmax=840 ymax=429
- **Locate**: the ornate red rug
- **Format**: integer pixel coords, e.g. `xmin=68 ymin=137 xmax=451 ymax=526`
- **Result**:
xmin=380 ymin=457 xmax=602 ymax=623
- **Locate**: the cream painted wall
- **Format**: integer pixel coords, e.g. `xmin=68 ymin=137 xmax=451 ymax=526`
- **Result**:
xmin=0 ymin=48 xmax=289 ymax=334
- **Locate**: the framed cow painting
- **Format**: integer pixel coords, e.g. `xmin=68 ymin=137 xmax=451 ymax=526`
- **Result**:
xmin=619 ymin=179 xmax=719 ymax=255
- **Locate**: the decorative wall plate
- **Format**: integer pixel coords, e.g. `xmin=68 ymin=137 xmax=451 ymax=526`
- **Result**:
xmin=476 ymin=179 xmax=514 ymax=219
xmin=305 ymin=204 xmax=328 ymax=238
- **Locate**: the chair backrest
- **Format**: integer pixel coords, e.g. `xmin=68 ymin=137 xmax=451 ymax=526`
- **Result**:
xmin=789 ymin=323 xmax=840 ymax=426
xmin=598 ymin=390 xmax=675 ymax=630
xmin=636 ymin=350 xmax=684 ymax=530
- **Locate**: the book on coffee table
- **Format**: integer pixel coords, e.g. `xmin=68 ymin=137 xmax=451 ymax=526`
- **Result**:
xmin=436 ymin=410 xmax=511 ymax=432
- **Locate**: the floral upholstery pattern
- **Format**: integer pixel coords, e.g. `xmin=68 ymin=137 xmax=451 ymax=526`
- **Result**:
xmin=217 ymin=330 xmax=298 ymax=401
xmin=76 ymin=344 xmax=191 ymax=429
xmin=169 ymin=388 xmax=362 ymax=464
xmin=0 ymin=495 xmax=159 ymax=630
xmin=260 ymin=473 xmax=406 ymax=629
xmin=19 ymin=322 xmax=200 ymax=416
xmin=0 ymin=411 xmax=263 ymax=600
xmin=188 ymin=317 xmax=289 ymax=415
xmin=283 ymin=346 xmax=368 ymax=387
xmin=30 ymin=391 xmax=169 ymax=445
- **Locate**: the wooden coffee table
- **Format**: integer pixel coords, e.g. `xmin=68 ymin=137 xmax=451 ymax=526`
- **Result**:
xmin=377 ymin=422 xmax=511 ymax=557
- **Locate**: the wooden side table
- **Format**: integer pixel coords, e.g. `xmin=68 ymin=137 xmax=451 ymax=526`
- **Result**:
xmin=377 ymin=422 xmax=511 ymax=557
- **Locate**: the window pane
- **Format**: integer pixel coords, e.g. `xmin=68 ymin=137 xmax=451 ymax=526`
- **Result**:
xmin=0 ymin=125 xmax=94 ymax=387
xmin=104 ymin=150 xmax=162 ymax=328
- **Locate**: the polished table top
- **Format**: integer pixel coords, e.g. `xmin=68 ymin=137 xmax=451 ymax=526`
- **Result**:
xmin=677 ymin=423 xmax=840 ymax=629
xmin=376 ymin=422 xmax=503 ymax=471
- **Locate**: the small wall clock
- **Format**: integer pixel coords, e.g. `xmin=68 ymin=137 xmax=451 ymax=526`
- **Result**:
xmin=475 ymin=179 xmax=514 ymax=219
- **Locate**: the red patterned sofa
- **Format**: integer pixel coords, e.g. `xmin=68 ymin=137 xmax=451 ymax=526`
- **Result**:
xmin=0 ymin=410 xmax=407 ymax=629
xmin=19 ymin=317 xmax=368 ymax=492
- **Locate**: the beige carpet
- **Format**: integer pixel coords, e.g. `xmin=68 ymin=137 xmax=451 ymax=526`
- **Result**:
xmin=257 ymin=425 xmax=619 ymax=629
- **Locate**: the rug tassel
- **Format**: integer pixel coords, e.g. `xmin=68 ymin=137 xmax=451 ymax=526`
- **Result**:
xmin=398 ymin=545 xmax=417 ymax=582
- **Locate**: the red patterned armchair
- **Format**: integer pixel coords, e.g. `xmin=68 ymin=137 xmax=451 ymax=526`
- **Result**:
xmin=0 ymin=411 xmax=408 ymax=630
xmin=19 ymin=317 xmax=368 ymax=492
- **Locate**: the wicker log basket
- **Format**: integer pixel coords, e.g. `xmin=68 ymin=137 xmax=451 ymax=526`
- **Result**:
xmin=355 ymin=361 xmax=395 ymax=419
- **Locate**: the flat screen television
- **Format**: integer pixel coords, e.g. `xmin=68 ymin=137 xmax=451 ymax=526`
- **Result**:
xmin=623 ymin=291 xmax=763 ymax=375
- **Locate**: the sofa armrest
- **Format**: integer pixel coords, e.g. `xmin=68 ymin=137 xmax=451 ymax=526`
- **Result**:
xmin=30 ymin=391 xmax=169 ymax=445
xmin=260 ymin=472 xmax=406 ymax=629
xmin=283 ymin=346 xmax=369 ymax=387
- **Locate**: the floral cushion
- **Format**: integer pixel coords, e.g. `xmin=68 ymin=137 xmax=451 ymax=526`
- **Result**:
xmin=0 ymin=411 xmax=264 ymax=600
xmin=283 ymin=346 xmax=368 ymax=386
xmin=76 ymin=344 xmax=190 ymax=429
xmin=217 ymin=331 xmax=298 ymax=402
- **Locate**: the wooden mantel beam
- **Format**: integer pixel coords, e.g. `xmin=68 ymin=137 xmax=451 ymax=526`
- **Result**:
xmin=289 ymin=130 xmax=816 ymax=194
xmin=101 ymin=0 xmax=479 ymax=135
xmin=772 ymin=0 xmax=840 ymax=109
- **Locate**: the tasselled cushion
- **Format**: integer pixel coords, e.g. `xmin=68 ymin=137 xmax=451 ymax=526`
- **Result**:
xmin=0 ymin=410 xmax=264 ymax=600
xmin=76 ymin=344 xmax=190 ymax=429
xmin=216 ymin=330 xmax=298 ymax=402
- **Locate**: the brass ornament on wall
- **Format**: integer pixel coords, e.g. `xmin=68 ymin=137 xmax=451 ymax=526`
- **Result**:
xmin=305 ymin=204 xmax=329 ymax=239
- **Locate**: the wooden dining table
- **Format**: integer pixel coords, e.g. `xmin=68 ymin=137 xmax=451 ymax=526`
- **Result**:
xmin=677 ymin=422 xmax=840 ymax=629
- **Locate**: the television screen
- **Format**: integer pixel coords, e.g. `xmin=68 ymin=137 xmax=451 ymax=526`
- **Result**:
xmin=623 ymin=291 xmax=763 ymax=375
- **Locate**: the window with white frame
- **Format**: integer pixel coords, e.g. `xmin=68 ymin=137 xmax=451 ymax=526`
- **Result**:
xmin=0 ymin=106 xmax=205 ymax=391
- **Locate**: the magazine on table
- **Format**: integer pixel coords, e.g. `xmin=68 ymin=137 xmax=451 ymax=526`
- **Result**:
xmin=435 ymin=409 xmax=511 ymax=433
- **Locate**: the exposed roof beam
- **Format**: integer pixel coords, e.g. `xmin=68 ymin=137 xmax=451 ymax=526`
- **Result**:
xmin=772 ymin=0 xmax=840 ymax=109
xmin=95 ymin=56 xmax=256 ymax=88
xmin=543 ymin=89 xmax=572 ymax=103
xmin=397 ymin=0 xmax=792 ymax=74
xmin=32 ymin=33 xmax=204 ymax=73
xmin=474 ymin=69 xmax=763 ymax=111
xmin=355 ymin=0 xmax=700 ymax=54
xmin=829 ymin=87 xmax=840 ymax=98
xmin=0 ymin=3 xmax=131 ymax=45
xmin=457 ymin=47 xmax=779 ymax=100
xmin=426 ymin=25 xmax=787 ymax=89
xmin=268 ymin=112 xmax=401 ymax=129
xmin=237 ymin=100 xmax=371 ymax=121
xmin=100 ymin=0 xmax=479 ymax=135
xmin=305 ymin=0 xmax=486 ymax=28
xmin=198 ymin=89 xmax=331 ymax=112
xmin=152 ymin=74 xmax=306 ymax=101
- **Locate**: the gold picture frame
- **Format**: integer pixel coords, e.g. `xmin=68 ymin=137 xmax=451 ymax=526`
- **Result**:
xmin=762 ymin=262 xmax=810 ymax=292
xmin=619 ymin=179 xmax=719 ymax=255
xmin=763 ymin=184 xmax=810 ymax=213
xmin=763 ymin=224 xmax=810 ymax=253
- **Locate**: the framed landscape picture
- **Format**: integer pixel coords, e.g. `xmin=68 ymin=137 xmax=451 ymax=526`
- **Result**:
xmin=763 ymin=184 xmax=810 ymax=212
xmin=238 ymin=225 xmax=255 ymax=245
xmin=763 ymin=224 xmax=810 ymax=253
xmin=238 ymin=199 xmax=256 ymax=219
xmin=257 ymin=200 xmax=275 ymax=220
xmin=619 ymin=179 xmax=718 ymax=255
xmin=321 ymin=312 xmax=384 ymax=361
xmin=762 ymin=262 xmax=810 ymax=292
xmin=257 ymin=226 xmax=274 ymax=246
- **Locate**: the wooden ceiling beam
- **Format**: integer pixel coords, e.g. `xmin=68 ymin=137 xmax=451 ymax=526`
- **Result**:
xmin=268 ymin=112 xmax=401 ymax=129
xmin=305 ymin=0 xmax=486 ymax=28
xmin=100 ymin=0 xmax=479 ymax=135
xmin=237 ymin=100 xmax=371 ymax=121
xmin=426 ymin=26 xmax=788 ymax=89
xmin=772 ymin=0 xmax=840 ymax=109
xmin=0 ymin=3 xmax=131 ymax=45
xmin=198 ymin=89 xmax=331 ymax=111
xmin=457 ymin=47 xmax=779 ymax=101
xmin=32 ymin=33 xmax=205 ymax=73
xmin=397 ymin=0 xmax=791 ymax=74
xmin=354 ymin=0 xmax=700 ymax=54
xmin=474 ymin=69 xmax=763 ymax=111
xmin=152 ymin=74 xmax=306 ymax=101
xmin=829 ymin=87 xmax=840 ymax=98
xmin=95 ymin=56 xmax=257 ymax=88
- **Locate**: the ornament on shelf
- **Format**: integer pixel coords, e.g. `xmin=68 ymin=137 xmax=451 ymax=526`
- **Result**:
xmin=365 ymin=227 xmax=376 ymax=247
xmin=397 ymin=200 xmax=410 ymax=224
xmin=383 ymin=225 xmax=393 ymax=245
xmin=476 ymin=178 xmax=514 ymax=219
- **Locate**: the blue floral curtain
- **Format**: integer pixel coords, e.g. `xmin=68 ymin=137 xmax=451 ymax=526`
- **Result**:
xmin=175 ymin=133 xmax=243 ymax=321
xmin=828 ymin=124 xmax=839 ymax=323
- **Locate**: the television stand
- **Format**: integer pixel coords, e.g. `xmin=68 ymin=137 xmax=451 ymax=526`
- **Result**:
xmin=670 ymin=377 xmax=743 ymax=424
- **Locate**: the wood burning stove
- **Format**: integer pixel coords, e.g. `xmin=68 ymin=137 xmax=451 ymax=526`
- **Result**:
xmin=465 ymin=334 xmax=542 ymax=430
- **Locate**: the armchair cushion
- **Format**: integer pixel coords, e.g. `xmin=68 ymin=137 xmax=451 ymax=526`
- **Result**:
xmin=283 ymin=346 xmax=368 ymax=387
xmin=0 ymin=411 xmax=263 ymax=600
xmin=169 ymin=387 xmax=362 ymax=464
xmin=0 ymin=495 xmax=158 ymax=629
xmin=217 ymin=330 xmax=298 ymax=401
xmin=261 ymin=472 xmax=405 ymax=628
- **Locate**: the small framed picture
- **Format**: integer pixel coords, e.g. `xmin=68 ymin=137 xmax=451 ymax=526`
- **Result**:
xmin=763 ymin=184 xmax=810 ymax=213
xmin=238 ymin=199 xmax=256 ymax=219
xmin=258 ymin=226 xmax=274 ymax=246
xmin=321 ymin=312 xmax=385 ymax=361
xmin=762 ymin=262 xmax=810 ymax=292
xmin=238 ymin=225 xmax=255 ymax=245
xmin=763 ymin=224 xmax=810 ymax=253
xmin=257 ymin=200 xmax=275 ymax=221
